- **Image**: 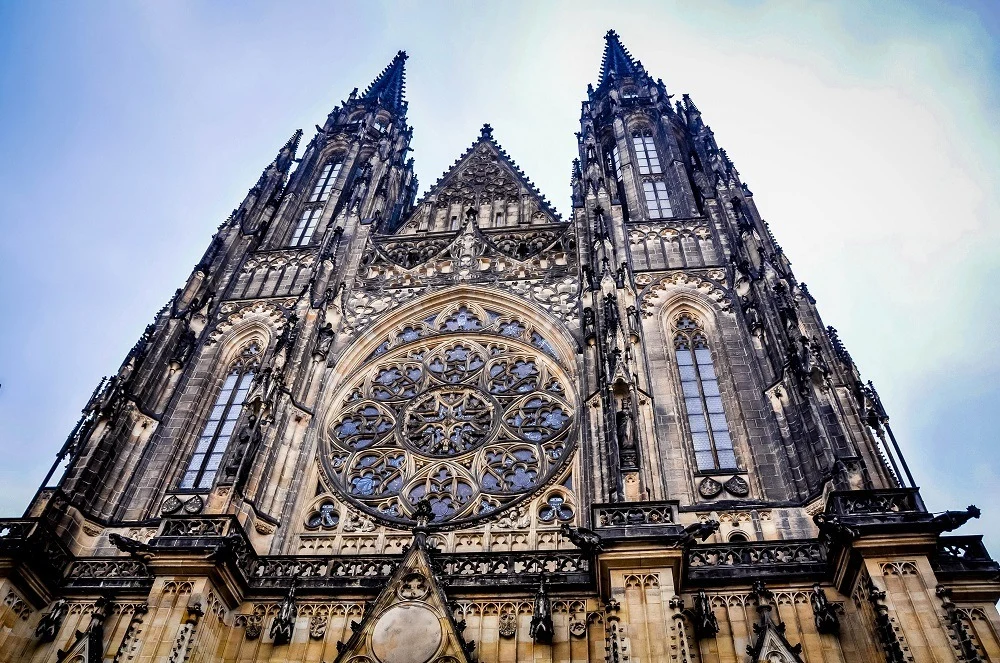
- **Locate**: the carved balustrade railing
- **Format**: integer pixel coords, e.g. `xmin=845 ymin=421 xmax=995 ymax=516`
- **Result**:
xmin=686 ymin=539 xmax=827 ymax=583
xmin=433 ymin=550 xmax=591 ymax=590
xmin=63 ymin=559 xmax=153 ymax=590
xmin=0 ymin=518 xmax=72 ymax=582
xmin=825 ymin=489 xmax=926 ymax=519
xmin=932 ymin=535 xmax=999 ymax=577
xmin=246 ymin=550 xmax=591 ymax=591
xmin=591 ymin=501 xmax=680 ymax=539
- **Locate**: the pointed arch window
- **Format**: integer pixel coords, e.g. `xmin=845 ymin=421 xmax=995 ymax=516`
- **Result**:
xmin=290 ymin=207 xmax=322 ymax=247
xmin=309 ymin=160 xmax=343 ymax=203
xmin=180 ymin=343 xmax=259 ymax=489
xmin=673 ymin=314 xmax=736 ymax=472
xmin=605 ymin=144 xmax=623 ymax=183
xmin=643 ymin=180 xmax=673 ymax=218
xmin=632 ymin=130 xmax=662 ymax=174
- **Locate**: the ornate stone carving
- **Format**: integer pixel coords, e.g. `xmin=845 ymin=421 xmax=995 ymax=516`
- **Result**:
xmin=528 ymin=579 xmax=553 ymax=644
xmin=637 ymin=269 xmax=732 ymax=316
xmin=270 ymin=585 xmax=297 ymax=645
xmin=321 ymin=327 xmax=575 ymax=527
xmin=35 ymin=598 xmax=67 ymax=641
xmin=698 ymin=477 xmax=723 ymax=498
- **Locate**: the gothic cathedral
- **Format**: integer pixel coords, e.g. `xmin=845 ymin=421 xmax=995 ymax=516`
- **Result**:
xmin=2 ymin=31 xmax=997 ymax=663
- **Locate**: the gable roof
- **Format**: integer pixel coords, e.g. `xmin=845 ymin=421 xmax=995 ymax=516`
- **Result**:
xmin=333 ymin=533 xmax=474 ymax=663
xmin=409 ymin=123 xmax=561 ymax=220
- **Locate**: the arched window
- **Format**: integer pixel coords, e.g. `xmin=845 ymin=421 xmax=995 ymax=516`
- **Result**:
xmin=290 ymin=207 xmax=322 ymax=247
xmin=632 ymin=130 xmax=662 ymax=175
xmin=643 ymin=180 xmax=673 ymax=218
xmin=673 ymin=313 xmax=736 ymax=472
xmin=604 ymin=143 xmax=623 ymax=183
xmin=309 ymin=160 xmax=343 ymax=203
xmin=180 ymin=343 xmax=260 ymax=490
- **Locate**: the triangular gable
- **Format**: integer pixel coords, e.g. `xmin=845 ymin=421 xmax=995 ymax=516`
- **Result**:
xmin=747 ymin=623 xmax=805 ymax=663
xmin=745 ymin=582 xmax=804 ymax=663
xmin=395 ymin=124 xmax=562 ymax=233
xmin=333 ymin=533 xmax=474 ymax=663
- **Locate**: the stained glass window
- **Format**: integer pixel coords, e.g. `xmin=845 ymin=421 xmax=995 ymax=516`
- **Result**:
xmin=673 ymin=314 xmax=736 ymax=472
xmin=181 ymin=344 xmax=259 ymax=489
xmin=643 ymin=180 xmax=673 ymax=219
xmin=290 ymin=207 xmax=322 ymax=246
xmin=309 ymin=160 xmax=343 ymax=203
xmin=632 ymin=130 xmax=662 ymax=175
xmin=321 ymin=304 xmax=575 ymax=526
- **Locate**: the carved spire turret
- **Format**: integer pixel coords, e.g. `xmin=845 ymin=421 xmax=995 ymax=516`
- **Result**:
xmin=598 ymin=30 xmax=640 ymax=87
xmin=362 ymin=50 xmax=409 ymax=114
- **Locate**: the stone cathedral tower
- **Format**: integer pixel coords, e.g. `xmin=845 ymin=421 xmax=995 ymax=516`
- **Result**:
xmin=1 ymin=32 xmax=997 ymax=663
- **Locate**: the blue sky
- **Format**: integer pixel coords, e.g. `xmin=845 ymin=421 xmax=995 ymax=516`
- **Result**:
xmin=0 ymin=1 xmax=997 ymax=547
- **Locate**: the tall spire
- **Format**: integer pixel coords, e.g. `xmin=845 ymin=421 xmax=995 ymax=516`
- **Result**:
xmin=362 ymin=50 xmax=408 ymax=113
xmin=275 ymin=128 xmax=302 ymax=174
xmin=598 ymin=30 xmax=639 ymax=86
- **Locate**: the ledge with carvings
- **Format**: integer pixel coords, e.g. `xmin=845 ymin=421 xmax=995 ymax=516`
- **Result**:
xmin=590 ymin=501 xmax=681 ymax=540
xmin=931 ymin=535 xmax=1000 ymax=580
xmin=685 ymin=539 xmax=828 ymax=585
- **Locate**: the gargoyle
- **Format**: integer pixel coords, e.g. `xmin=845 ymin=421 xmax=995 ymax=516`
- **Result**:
xmin=671 ymin=519 xmax=720 ymax=548
xmin=931 ymin=505 xmax=981 ymax=532
xmin=560 ymin=524 xmax=604 ymax=554
xmin=108 ymin=533 xmax=152 ymax=562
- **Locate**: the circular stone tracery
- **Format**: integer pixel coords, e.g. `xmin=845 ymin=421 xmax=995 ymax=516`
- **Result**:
xmin=321 ymin=327 xmax=575 ymax=527
xmin=402 ymin=385 xmax=497 ymax=457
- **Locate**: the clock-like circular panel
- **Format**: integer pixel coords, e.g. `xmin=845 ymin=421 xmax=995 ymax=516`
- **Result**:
xmin=320 ymin=309 xmax=575 ymax=527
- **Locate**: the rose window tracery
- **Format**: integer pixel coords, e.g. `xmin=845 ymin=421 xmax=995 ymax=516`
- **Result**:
xmin=321 ymin=303 xmax=576 ymax=526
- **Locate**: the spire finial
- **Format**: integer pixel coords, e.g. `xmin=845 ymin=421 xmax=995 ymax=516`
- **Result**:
xmin=361 ymin=50 xmax=409 ymax=114
xmin=480 ymin=123 xmax=494 ymax=140
xmin=274 ymin=129 xmax=302 ymax=174
xmin=597 ymin=29 xmax=640 ymax=87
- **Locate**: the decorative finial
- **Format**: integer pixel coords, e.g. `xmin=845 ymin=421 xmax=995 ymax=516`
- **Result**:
xmin=480 ymin=123 xmax=494 ymax=139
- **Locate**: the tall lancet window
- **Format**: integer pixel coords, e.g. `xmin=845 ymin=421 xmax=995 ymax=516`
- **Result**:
xmin=673 ymin=313 xmax=736 ymax=471
xmin=632 ymin=130 xmax=662 ymax=174
xmin=290 ymin=207 xmax=322 ymax=246
xmin=180 ymin=343 xmax=259 ymax=489
xmin=643 ymin=180 xmax=673 ymax=218
xmin=309 ymin=160 xmax=343 ymax=203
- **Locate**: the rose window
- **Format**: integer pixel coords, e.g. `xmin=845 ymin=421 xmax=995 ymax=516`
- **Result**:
xmin=321 ymin=307 xmax=575 ymax=526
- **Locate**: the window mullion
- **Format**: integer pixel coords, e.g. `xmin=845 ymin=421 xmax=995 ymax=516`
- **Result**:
xmin=691 ymin=354 xmax=720 ymax=470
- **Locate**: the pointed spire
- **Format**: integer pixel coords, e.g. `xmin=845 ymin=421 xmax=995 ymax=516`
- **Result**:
xmin=599 ymin=30 xmax=639 ymax=86
xmin=362 ymin=50 xmax=408 ymax=113
xmin=275 ymin=129 xmax=302 ymax=174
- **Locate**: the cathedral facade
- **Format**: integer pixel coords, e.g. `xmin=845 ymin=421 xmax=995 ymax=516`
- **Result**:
xmin=1 ymin=31 xmax=997 ymax=663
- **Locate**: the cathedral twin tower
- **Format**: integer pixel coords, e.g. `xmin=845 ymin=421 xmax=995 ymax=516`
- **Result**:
xmin=1 ymin=31 xmax=997 ymax=663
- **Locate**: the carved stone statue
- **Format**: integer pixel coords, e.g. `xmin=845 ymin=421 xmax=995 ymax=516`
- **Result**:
xmin=691 ymin=588 xmax=719 ymax=639
xmin=615 ymin=403 xmax=635 ymax=452
xmin=313 ymin=322 xmax=335 ymax=360
xmin=529 ymin=578 xmax=554 ymax=644
xmin=171 ymin=328 xmax=197 ymax=367
xmin=34 ymin=598 xmax=68 ymax=642
xmin=559 ymin=523 xmax=604 ymax=554
xmin=931 ymin=505 xmax=981 ymax=532
xmin=811 ymin=584 xmax=840 ymax=634
xmin=413 ymin=498 xmax=434 ymax=525
xmin=270 ymin=584 xmax=297 ymax=645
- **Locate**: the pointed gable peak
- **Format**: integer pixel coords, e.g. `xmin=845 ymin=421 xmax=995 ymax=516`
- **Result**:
xmin=392 ymin=124 xmax=563 ymax=234
xmin=432 ymin=124 xmax=559 ymax=217
xmin=362 ymin=50 xmax=408 ymax=113
xmin=599 ymin=29 xmax=639 ymax=86
xmin=333 ymin=532 xmax=474 ymax=663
